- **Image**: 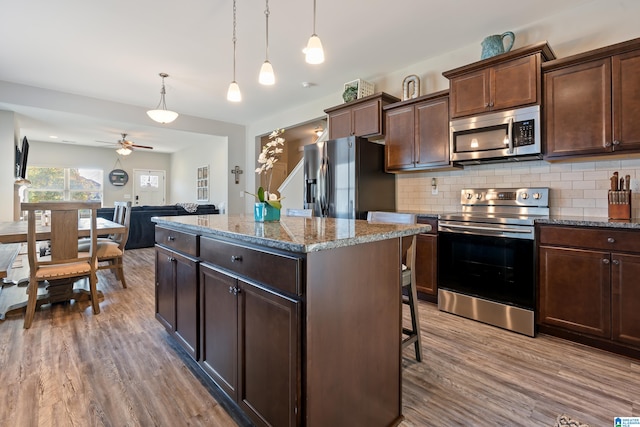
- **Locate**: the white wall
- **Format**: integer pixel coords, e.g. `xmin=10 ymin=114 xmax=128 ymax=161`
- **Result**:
xmin=0 ymin=110 xmax=18 ymax=221
xmin=27 ymin=140 xmax=171 ymax=207
xmin=244 ymin=0 xmax=640 ymax=215
xmin=170 ymin=135 xmax=228 ymax=208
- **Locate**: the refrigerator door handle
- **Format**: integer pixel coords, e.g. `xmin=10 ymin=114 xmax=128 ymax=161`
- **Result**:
xmin=318 ymin=161 xmax=328 ymax=216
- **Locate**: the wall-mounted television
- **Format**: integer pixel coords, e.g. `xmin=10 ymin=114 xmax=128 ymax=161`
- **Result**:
xmin=15 ymin=136 xmax=29 ymax=179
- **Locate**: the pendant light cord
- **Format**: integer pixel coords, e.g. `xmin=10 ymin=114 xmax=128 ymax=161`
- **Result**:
xmin=264 ymin=0 xmax=270 ymax=60
xmin=312 ymin=0 xmax=317 ymax=35
xmin=232 ymin=0 xmax=237 ymax=81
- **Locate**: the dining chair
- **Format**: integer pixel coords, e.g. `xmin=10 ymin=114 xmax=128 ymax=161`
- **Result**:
xmin=285 ymin=208 xmax=313 ymax=217
xmin=367 ymin=211 xmax=422 ymax=361
xmin=78 ymin=201 xmax=132 ymax=288
xmin=21 ymin=201 xmax=101 ymax=329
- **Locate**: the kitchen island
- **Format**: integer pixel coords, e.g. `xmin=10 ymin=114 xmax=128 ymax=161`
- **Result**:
xmin=152 ymin=214 xmax=431 ymax=427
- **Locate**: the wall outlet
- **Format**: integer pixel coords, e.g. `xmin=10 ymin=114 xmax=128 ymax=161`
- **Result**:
xmin=630 ymin=178 xmax=640 ymax=192
xmin=432 ymin=187 xmax=438 ymax=195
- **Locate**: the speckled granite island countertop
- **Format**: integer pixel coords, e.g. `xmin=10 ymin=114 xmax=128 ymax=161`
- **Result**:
xmin=152 ymin=214 xmax=431 ymax=253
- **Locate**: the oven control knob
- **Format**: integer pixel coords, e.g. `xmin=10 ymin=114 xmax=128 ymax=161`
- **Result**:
xmin=533 ymin=193 xmax=542 ymax=200
xmin=475 ymin=193 xmax=482 ymax=200
xmin=521 ymin=192 xmax=529 ymax=200
xmin=465 ymin=192 xmax=473 ymax=200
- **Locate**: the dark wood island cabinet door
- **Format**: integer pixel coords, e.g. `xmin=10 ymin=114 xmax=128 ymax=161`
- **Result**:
xmin=238 ymin=279 xmax=300 ymax=427
xmin=155 ymin=245 xmax=176 ymax=331
xmin=200 ymin=264 xmax=239 ymax=401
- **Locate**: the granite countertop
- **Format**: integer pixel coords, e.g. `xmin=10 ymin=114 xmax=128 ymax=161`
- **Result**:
xmin=403 ymin=210 xmax=640 ymax=230
xmin=152 ymin=214 xmax=431 ymax=253
xmin=535 ymin=216 xmax=640 ymax=229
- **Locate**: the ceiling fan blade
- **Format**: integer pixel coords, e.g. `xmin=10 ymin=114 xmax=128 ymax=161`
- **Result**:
xmin=130 ymin=144 xmax=154 ymax=149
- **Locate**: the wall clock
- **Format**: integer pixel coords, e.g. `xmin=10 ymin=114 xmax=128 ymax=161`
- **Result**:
xmin=109 ymin=169 xmax=129 ymax=186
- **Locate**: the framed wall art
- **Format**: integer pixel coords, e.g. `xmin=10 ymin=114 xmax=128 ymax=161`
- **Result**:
xmin=197 ymin=165 xmax=209 ymax=201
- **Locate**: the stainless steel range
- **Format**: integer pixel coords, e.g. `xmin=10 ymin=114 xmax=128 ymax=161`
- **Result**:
xmin=437 ymin=187 xmax=550 ymax=337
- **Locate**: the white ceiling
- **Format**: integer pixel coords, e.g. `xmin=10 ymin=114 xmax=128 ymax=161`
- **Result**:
xmin=0 ymin=0 xmax=593 ymax=153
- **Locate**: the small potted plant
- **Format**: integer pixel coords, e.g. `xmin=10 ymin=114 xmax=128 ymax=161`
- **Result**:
xmin=247 ymin=129 xmax=285 ymax=222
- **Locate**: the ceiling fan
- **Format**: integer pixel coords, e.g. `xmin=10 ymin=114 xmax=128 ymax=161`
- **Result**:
xmin=99 ymin=133 xmax=154 ymax=155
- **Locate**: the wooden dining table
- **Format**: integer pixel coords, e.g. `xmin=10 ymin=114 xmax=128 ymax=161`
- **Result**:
xmin=0 ymin=217 xmax=127 ymax=320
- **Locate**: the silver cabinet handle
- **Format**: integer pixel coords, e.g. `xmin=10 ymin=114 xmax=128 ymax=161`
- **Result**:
xmin=613 ymin=140 xmax=621 ymax=146
xmin=613 ymin=259 xmax=620 ymax=265
xmin=228 ymin=286 xmax=240 ymax=295
xmin=607 ymin=237 xmax=615 ymax=243
xmin=602 ymin=258 xmax=610 ymax=264
xmin=604 ymin=141 xmax=612 ymax=148
xmin=231 ymin=255 xmax=242 ymax=262
xmin=167 ymin=256 xmax=175 ymax=262
xmin=167 ymin=236 xmax=175 ymax=241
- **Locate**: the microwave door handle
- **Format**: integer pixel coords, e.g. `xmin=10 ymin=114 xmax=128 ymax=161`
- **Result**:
xmin=507 ymin=117 xmax=514 ymax=154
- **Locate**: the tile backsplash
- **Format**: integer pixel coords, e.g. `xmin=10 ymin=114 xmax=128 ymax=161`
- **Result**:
xmin=397 ymin=157 xmax=640 ymax=218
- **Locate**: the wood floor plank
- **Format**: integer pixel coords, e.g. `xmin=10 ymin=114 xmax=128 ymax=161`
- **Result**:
xmin=0 ymin=247 xmax=638 ymax=426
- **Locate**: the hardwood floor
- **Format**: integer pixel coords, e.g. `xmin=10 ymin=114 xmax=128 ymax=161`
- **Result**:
xmin=0 ymin=247 xmax=638 ymax=426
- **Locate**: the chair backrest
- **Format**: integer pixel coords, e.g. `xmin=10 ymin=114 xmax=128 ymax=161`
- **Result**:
xmin=367 ymin=211 xmax=417 ymax=269
xmin=109 ymin=201 xmax=132 ymax=249
xmin=21 ymin=201 xmax=100 ymax=271
xmin=286 ymin=208 xmax=313 ymax=218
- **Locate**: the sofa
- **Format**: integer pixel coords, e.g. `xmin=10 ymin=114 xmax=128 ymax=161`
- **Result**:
xmin=97 ymin=204 xmax=219 ymax=249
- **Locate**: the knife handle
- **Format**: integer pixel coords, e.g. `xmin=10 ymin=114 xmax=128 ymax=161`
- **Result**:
xmin=611 ymin=176 xmax=618 ymax=191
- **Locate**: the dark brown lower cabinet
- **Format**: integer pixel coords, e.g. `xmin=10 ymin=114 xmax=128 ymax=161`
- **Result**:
xmin=200 ymin=263 xmax=300 ymax=427
xmin=538 ymin=225 xmax=640 ymax=357
xmin=155 ymin=244 xmax=199 ymax=360
xmin=415 ymin=218 xmax=437 ymax=301
xmin=156 ymin=226 xmax=403 ymax=427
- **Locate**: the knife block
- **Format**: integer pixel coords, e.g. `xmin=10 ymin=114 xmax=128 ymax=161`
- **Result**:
xmin=608 ymin=190 xmax=632 ymax=220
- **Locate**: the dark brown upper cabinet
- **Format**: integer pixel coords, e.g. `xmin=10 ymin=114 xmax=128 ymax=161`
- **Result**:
xmin=543 ymin=37 xmax=640 ymax=159
xmin=443 ymin=42 xmax=555 ymax=119
xmin=384 ymin=90 xmax=454 ymax=172
xmin=325 ymin=92 xmax=400 ymax=140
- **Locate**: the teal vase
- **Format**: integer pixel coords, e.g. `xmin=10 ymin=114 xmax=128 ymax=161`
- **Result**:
xmin=254 ymin=202 xmax=281 ymax=222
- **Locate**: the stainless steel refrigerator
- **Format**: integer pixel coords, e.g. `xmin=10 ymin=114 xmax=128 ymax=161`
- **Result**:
xmin=303 ymin=136 xmax=396 ymax=219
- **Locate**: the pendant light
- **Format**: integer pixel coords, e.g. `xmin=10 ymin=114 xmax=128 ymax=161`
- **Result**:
xmin=227 ymin=0 xmax=242 ymax=102
xmin=258 ymin=0 xmax=275 ymax=85
xmin=116 ymin=147 xmax=132 ymax=156
xmin=305 ymin=0 xmax=324 ymax=64
xmin=146 ymin=73 xmax=179 ymax=124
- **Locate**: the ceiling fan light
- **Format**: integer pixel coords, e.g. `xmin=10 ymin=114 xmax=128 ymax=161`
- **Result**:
xmin=116 ymin=147 xmax=132 ymax=156
xmin=305 ymin=35 xmax=324 ymax=64
xmin=146 ymin=109 xmax=179 ymax=124
xmin=259 ymin=61 xmax=275 ymax=85
xmin=227 ymin=81 xmax=242 ymax=102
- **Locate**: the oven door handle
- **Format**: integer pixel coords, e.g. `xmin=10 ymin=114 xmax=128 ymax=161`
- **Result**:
xmin=439 ymin=223 xmax=533 ymax=236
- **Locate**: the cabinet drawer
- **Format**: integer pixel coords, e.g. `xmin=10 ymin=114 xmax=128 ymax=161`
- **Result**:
xmin=200 ymin=237 xmax=301 ymax=296
xmin=539 ymin=226 xmax=640 ymax=252
xmin=156 ymin=226 xmax=199 ymax=257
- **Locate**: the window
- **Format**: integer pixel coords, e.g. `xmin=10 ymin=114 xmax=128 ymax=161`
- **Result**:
xmin=26 ymin=167 xmax=103 ymax=203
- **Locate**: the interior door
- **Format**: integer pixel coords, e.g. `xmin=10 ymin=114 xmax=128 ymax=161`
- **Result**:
xmin=133 ymin=169 xmax=166 ymax=206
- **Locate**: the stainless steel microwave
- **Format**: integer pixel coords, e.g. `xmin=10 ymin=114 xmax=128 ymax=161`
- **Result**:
xmin=450 ymin=105 xmax=541 ymax=164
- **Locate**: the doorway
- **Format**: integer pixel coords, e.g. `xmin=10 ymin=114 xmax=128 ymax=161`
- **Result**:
xmin=133 ymin=169 xmax=166 ymax=206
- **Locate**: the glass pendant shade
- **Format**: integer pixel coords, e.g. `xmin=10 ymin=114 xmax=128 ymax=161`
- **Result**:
xmin=146 ymin=109 xmax=179 ymax=124
xmin=305 ymin=34 xmax=324 ymax=64
xmin=227 ymin=81 xmax=242 ymax=102
xmin=116 ymin=147 xmax=132 ymax=156
xmin=259 ymin=61 xmax=275 ymax=85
